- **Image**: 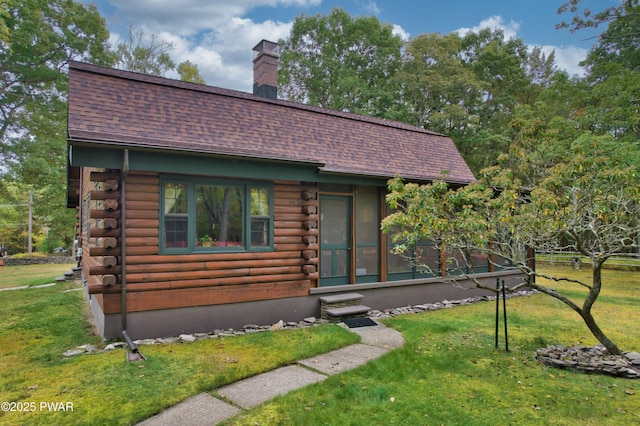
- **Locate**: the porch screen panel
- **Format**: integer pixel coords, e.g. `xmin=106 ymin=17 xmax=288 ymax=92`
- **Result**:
xmin=470 ymin=249 xmax=489 ymax=273
xmin=385 ymin=206 xmax=440 ymax=280
xmin=355 ymin=187 xmax=379 ymax=280
xmin=163 ymin=182 xmax=188 ymax=248
xmin=387 ymin=245 xmax=413 ymax=274
xmin=385 ymin=205 xmax=413 ymax=279
xmin=415 ymin=242 xmax=439 ymax=277
xmin=320 ymin=250 xmax=333 ymax=277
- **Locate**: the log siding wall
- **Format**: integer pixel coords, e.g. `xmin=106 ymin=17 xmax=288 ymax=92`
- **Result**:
xmin=82 ymin=169 xmax=318 ymax=315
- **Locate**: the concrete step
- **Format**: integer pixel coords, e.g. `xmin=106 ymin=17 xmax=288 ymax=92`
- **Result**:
xmin=325 ymin=304 xmax=371 ymax=321
xmin=320 ymin=293 xmax=368 ymax=321
xmin=318 ymin=293 xmax=364 ymax=305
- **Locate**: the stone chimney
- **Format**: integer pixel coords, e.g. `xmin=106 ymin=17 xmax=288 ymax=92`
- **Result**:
xmin=252 ymin=40 xmax=279 ymax=99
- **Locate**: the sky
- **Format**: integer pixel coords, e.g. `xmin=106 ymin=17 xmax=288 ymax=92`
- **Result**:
xmin=81 ymin=0 xmax=616 ymax=93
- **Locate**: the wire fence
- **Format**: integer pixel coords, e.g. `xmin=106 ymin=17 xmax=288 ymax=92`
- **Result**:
xmin=536 ymin=250 xmax=640 ymax=269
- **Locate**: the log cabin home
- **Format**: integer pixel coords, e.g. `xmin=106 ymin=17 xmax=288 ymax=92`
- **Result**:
xmin=67 ymin=40 xmax=527 ymax=339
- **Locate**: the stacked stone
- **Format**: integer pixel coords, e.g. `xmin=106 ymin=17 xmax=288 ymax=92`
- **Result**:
xmin=535 ymin=345 xmax=640 ymax=379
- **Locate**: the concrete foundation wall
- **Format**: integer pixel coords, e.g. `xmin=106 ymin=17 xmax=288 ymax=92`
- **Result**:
xmin=92 ymin=270 xmax=527 ymax=340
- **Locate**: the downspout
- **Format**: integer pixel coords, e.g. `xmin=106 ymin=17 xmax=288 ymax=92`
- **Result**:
xmin=120 ymin=149 xmax=140 ymax=356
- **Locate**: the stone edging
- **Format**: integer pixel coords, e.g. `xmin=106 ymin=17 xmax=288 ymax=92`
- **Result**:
xmin=62 ymin=289 xmax=639 ymax=379
xmin=63 ymin=291 xmax=535 ymax=357
xmin=63 ymin=318 xmax=327 ymax=356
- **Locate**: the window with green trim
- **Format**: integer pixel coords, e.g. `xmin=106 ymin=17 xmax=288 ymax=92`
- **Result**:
xmin=161 ymin=177 xmax=273 ymax=252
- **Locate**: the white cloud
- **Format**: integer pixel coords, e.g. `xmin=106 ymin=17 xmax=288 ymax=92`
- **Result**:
xmin=539 ymin=45 xmax=588 ymax=77
xmin=96 ymin=3 xmax=589 ymax=95
xmin=99 ymin=0 xmax=296 ymax=92
xmin=359 ymin=1 xmax=381 ymax=15
xmin=455 ymin=15 xmax=587 ymax=77
xmin=173 ymin=18 xmax=293 ymax=91
xmin=391 ymin=24 xmax=410 ymax=41
xmin=105 ymin=0 xmax=316 ymax=35
xmin=455 ymin=15 xmax=520 ymax=40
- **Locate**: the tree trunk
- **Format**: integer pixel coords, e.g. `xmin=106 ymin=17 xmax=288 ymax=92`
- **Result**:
xmin=580 ymin=308 xmax=622 ymax=355
xmin=579 ymin=261 xmax=623 ymax=355
xmin=522 ymin=261 xmax=624 ymax=355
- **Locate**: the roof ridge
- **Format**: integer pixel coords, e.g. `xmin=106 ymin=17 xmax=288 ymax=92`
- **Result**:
xmin=68 ymin=61 xmax=446 ymax=138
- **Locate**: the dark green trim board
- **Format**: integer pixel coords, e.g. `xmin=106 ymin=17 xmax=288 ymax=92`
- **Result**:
xmin=68 ymin=144 xmax=390 ymax=187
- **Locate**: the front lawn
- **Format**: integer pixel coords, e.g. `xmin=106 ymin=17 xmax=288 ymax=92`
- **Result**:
xmin=1 ymin=264 xmax=638 ymax=425
xmin=0 ymin=278 xmax=358 ymax=425
xmin=225 ymin=265 xmax=640 ymax=425
xmin=0 ymin=263 xmax=75 ymax=289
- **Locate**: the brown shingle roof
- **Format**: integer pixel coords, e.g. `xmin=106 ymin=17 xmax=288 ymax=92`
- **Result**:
xmin=67 ymin=61 xmax=475 ymax=184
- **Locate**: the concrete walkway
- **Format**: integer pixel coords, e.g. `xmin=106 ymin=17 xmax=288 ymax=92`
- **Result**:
xmin=137 ymin=321 xmax=404 ymax=426
xmin=0 ymin=282 xmax=57 ymax=291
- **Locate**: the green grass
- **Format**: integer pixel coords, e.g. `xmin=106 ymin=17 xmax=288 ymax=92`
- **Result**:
xmin=0 ymin=263 xmax=75 ymax=289
xmin=225 ymin=265 xmax=640 ymax=425
xmin=1 ymin=264 xmax=638 ymax=425
xmin=0 ymin=279 xmax=359 ymax=425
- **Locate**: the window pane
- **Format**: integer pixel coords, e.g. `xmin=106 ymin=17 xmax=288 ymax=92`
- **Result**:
xmin=196 ymin=184 xmax=243 ymax=248
xmin=251 ymin=187 xmax=270 ymax=216
xmin=164 ymin=182 xmax=188 ymax=214
xmin=250 ymin=187 xmax=271 ymax=247
xmin=164 ymin=182 xmax=188 ymax=248
xmin=165 ymin=217 xmax=188 ymax=248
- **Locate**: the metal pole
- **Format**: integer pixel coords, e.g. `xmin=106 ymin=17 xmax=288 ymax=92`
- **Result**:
xmin=495 ymin=277 xmax=499 ymax=348
xmin=502 ymin=279 xmax=509 ymax=352
xmin=28 ymin=188 xmax=33 ymax=256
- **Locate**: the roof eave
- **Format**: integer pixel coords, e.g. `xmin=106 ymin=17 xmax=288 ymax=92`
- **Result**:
xmin=317 ymin=167 xmax=475 ymax=185
xmin=67 ymin=136 xmax=326 ymax=168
